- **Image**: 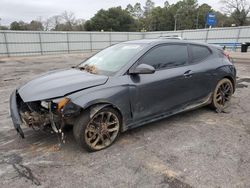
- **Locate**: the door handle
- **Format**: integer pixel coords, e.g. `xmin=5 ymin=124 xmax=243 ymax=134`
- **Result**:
xmin=183 ymin=70 xmax=193 ymax=78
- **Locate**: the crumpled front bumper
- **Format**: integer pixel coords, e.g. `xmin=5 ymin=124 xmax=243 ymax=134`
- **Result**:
xmin=9 ymin=90 xmax=24 ymax=138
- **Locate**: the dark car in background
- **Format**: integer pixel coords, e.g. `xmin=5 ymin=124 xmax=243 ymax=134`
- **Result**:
xmin=10 ymin=39 xmax=236 ymax=151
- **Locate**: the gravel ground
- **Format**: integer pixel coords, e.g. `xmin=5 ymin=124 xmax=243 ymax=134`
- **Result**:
xmin=0 ymin=53 xmax=250 ymax=188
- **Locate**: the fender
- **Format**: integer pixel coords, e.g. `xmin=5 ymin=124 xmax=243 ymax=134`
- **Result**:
xmin=215 ymin=65 xmax=236 ymax=92
xmin=68 ymin=84 xmax=133 ymax=131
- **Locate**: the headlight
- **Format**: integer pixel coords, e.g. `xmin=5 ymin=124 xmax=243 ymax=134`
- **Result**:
xmin=41 ymin=101 xmax=49 ymax=109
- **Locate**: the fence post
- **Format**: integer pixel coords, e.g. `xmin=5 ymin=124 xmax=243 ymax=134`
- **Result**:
xmin=66 ymin=32 xmax=70 ymax=54
xmin=3 ymin=32 xmax=10 ymax=57
xmin=90 ymin=33 xmax=93 ymax=52
xmin=142 ymin=31 xmax=146 ymax=39
xmin=127 ymin=32 xmax=129 ymax=41
xmin=109 ymin=32 xmax=112 ymax=46
xmin=181 ymin=30 xmax=184 ymax=38
xmin=236 ymin=27 xmax=241 ymax=43
xmin=205 ymin=29 xmax=209 ymax=43
xmin=38 ymin=32 xmax=43 ymax=55
xmin=235 ymin=27 xmax=242 ymax=51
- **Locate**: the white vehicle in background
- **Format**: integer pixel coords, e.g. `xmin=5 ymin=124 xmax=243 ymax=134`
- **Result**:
xmin=159 ymin=35 xmax=183 ymax=40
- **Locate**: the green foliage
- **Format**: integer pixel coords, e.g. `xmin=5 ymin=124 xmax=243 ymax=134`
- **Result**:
xmin=0 ymin=26 xmax=8 ymax=30
xmin=172 ymin=0 xmax=198 ymax=30
xmin=145 ymin=6 xmax=174 ymax=31
xmin=10 ymin=21 xmax=28 ymax=30
xmin=126 ymin=3 xmax=143 ymax=19
xmin=231 ymin=8 xmax=249 ymax=26
xmin=215 ymin=12 xmax=235 ymax=27
xmin=85 ymin=7 xmax=136 ymax=31
xmin=196 ymin=4 xmax=213 ymax=28
xmin=10 ymin=20 xmax=43 ymax=30
xmin=27 ymin=20 xmax=44 ymax=31
xmin=2 ymin=0 xmax=249 ymax=31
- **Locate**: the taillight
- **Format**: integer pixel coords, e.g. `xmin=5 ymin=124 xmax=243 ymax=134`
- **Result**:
xmin=223 ymin=51 xmax=230 ymax=59
xmin=222 ymin=51 xmax=233 ymax=63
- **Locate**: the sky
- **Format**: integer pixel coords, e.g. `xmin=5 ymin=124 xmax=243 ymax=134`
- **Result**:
xmin=0 ymin=0 xmax=222 ymax=25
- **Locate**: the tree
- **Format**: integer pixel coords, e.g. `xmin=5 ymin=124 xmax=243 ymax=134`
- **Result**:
xmin=164 ymin=1 xmax=170 ymax=8
xmin=221 ymin=0 xmax=250 ymax=26
xmin=126 ymin=3 xmax=143 ymax=19
xmin=43 ymin=11 xmax=85 ymax=31
xmin=133 ymin=3 xmax=144 ymax=19
xmin=85 ymin=7 xmax=136 ymax=31
xmin=126 ymin=4 xmax=134 ymax=16
xmin=171 ymin=0 xmax=198 ymax=30
xmin=145 ymin=6 xmax=174 ymax=31
xmin=44 ymin=15 xmax=61 ymax=31
xmin=74 ymin=19 xmax=85 ymax=31
xmin=126 ymin=3 xmax=144 ymax=31
xmin=196 ymin=4 xmax=213 ymax=28
xmin=10 ymin=21 xmax=28 ymax=30
xmin=215 ymin=11 xmax=234 ymax=27
xmin=144 ymin=0 xmax=155 ymax=16
xmin=27 ymin=20 xmax=44 ymax=30
xmin=60 ymin=11 xmax=76 ymax=31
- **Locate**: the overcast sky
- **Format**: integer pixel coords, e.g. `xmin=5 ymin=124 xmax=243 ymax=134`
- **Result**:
xmin=0 ymin=0 xmax=222 ymax=25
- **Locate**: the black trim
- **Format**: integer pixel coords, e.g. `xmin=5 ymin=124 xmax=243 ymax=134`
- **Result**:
xmin=9 ymin=91 xmax=24 ymax=138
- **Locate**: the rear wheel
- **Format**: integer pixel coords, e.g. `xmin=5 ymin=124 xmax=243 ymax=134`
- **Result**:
xmin=73 ymin=107 xmax=121 ymax=152
xmin=211 ymin=78 xmax=233 ymax=111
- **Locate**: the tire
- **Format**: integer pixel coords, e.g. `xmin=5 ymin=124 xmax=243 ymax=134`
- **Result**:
xmin=211 ymin=78 xmax=233 ymax=111
xmin=73 ymin=107 xmax=121 ymax=152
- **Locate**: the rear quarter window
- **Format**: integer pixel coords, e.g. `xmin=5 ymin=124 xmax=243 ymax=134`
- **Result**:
xmin=190 ymin=45 xmax=211 ymax=63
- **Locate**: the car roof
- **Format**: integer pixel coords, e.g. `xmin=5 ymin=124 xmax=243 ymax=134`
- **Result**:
xmin=123 ymin=38 xmax=215 ymax=49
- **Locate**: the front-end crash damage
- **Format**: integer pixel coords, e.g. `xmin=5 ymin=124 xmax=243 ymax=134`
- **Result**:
xmin=10 ymin=90 xmax=81 ymax=144
xmin=9 ymin=68 xmax=108 ymax=146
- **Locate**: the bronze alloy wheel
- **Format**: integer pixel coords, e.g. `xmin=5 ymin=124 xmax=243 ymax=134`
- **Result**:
xmin=212 ymin=78 xmax=233 ymax=110
xmin=85 ymin=111 xmax=120 ymax=150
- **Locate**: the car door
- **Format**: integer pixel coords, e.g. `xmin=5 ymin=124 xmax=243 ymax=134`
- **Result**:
xmin=128 ymin=43 xmax=195 ymax=121
xmin=185 ymin=44 xmax=214 ymax=103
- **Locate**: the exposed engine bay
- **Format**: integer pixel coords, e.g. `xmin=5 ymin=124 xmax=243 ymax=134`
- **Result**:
xmin=15 ymin=92 xmax=80 ymax=146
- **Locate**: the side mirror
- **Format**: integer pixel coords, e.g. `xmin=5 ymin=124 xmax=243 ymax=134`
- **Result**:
xmin=129 ymin=64 xmax=155 ymax=74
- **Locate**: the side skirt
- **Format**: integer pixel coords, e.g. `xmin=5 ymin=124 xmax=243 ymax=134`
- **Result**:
xmin=123 ymin=93 xmax=212 ymax=132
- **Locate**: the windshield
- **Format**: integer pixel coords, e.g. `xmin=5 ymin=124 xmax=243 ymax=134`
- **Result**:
xmin=79 ymin=43 xmax=145 ymax=76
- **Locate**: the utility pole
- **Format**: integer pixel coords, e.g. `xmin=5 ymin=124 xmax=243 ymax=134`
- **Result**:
xmin=174 ymin=14 xmax=179 ymax=31
xmin=174 ymin=15 xmax=177 ymax=31
xmin=196 ymin=11 xmax=199 ymax=29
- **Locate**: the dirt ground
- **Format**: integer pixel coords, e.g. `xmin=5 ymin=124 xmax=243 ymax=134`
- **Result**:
xmin=0 ymin=53 xmax=250 ymax=188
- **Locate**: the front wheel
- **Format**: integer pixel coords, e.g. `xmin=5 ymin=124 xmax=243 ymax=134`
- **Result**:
xmin=211 ymin=78 xmax=233 ymax=111
xmin=73 ymin=107 xmax=121 ymax=152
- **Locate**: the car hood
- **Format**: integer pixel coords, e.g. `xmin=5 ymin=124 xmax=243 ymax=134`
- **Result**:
xmin=18 ymin=68 xmax=108 ymax=102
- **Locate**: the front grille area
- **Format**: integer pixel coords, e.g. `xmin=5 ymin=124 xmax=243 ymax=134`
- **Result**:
xmin=16 ymin=93 xmax=53 ymax=128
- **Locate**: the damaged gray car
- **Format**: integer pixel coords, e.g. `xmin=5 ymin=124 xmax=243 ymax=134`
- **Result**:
xmin=10 ymin=39 xmax=236 ymax=151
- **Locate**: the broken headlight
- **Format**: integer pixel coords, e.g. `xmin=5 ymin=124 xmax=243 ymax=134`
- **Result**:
xmin=41 ymin=100 xmax=57 ymax=111
xmin=41 ymin=98 xmax=80 ymax=117
xmin=41 ymin=101 xmax=49 ymax=109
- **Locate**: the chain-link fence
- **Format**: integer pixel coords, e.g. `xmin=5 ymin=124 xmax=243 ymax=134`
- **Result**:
xmin=1 ymin=26 xmax=250 ymax=57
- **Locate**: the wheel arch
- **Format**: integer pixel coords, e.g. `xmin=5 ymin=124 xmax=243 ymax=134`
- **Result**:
xmin=223 ymin=75 xmax=236 ymax=92
xmin=78 ymin=101 xmax=125 ymax=131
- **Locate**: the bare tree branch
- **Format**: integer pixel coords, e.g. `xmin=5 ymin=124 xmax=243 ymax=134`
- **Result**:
xmin=220 ymin=0 xmax=250 ymax=25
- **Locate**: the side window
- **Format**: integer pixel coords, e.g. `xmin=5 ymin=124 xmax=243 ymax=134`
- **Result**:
xmin=190 ymin=45 xmax=211 ymax=63
xmin=140 ymin=45 xmax=189 ymax=70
